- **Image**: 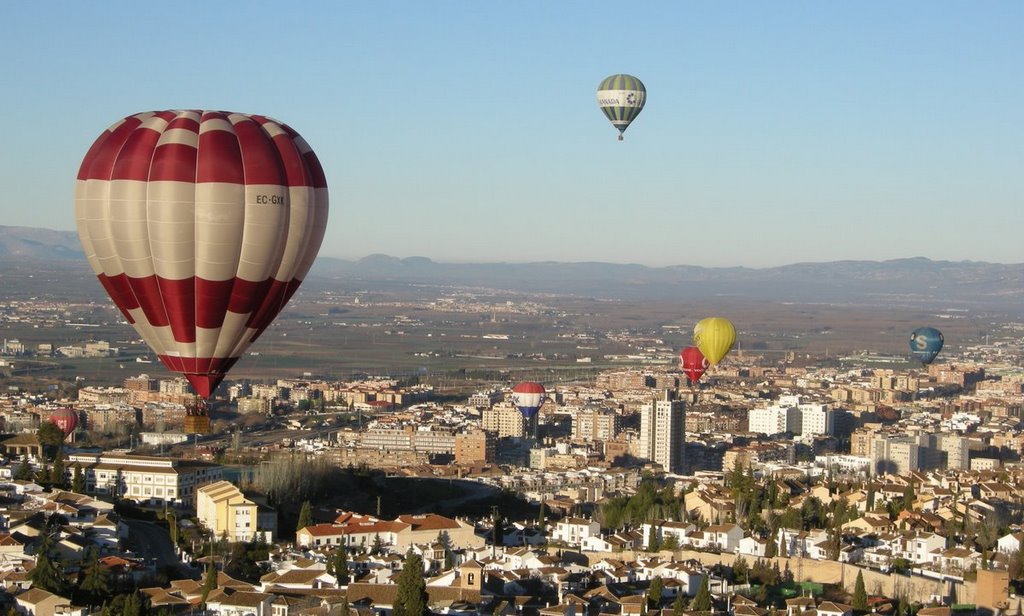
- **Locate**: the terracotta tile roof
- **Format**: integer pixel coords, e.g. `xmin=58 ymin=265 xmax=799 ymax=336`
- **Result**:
xmin=394 ymin=513 xmax=461 ymax=531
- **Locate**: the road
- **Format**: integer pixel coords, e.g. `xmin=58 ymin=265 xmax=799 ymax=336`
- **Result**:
xmin=408 ymin=478 xmax=501 ymax=514
xmin=124 ymin=518 xmax=196 ymax=579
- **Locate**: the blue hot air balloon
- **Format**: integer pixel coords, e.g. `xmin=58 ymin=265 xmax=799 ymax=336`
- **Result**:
xmin=909 ymin=327 xmax=944 ymax=364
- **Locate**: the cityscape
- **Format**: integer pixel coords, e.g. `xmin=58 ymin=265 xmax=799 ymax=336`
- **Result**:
xmin=3 ymin=3 xmax=1023 ymax=616
xmin=2 ymin=249 xmax=1024 ymax=616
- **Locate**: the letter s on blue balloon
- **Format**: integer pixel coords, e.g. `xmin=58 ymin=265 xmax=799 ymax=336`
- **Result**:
xmin=909 ymin=327 xmax=943 ymax=364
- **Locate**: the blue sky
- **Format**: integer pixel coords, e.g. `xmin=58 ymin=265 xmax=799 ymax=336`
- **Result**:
xmin=3 ymin=2 xmax=1022 ymax=267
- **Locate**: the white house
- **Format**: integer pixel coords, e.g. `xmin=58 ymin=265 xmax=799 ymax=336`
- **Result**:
xmin=997 ymin=531 xmax=1024 ymax=555
xmin=205 ymin=591 xmax=275 ymax=616
xmin=737 ymin=535 xmax=769 ymax=558
xmin=551 ymin=518 xmax=600 ymax=547
xmin=701 ymin=523 xmax=743 ymax=553
xmin=640 ymin=520 xmax=694 ymax=550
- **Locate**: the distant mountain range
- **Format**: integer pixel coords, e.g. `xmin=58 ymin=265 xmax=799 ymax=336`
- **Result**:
xmin=3 ymin=225 xmax=1022 ymax=310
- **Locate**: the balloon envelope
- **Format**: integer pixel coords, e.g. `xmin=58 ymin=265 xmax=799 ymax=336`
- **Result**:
xmin=680 ymin=346 xmax=710 ymax=384
xmin=596 ymin=74 xmax=646 ymax=139
xmin=511 ymin=381 xmax=546 ymax=419
xmin=693 ymin=317 xmax=736 ymax=366
xmin=909 ymin=327 xmax=944 ymax=364
xmin=75 ymin=110 xmax=329 ymax=398
xmin=49 ymin=408 xmax=79 ymax=438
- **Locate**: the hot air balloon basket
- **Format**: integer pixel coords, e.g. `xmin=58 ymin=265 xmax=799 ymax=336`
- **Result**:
xmin=184 ymin=415 xmax=211 ymax=435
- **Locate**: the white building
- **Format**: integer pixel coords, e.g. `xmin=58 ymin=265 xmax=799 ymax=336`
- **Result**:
xmin=870 ymin=435 xmax=921 ymax=475
xmin=67 ymin=452 xmax=223 ymax=507
xmin=748 ymin=405 xmax=801 ymax=436
xmin=551 ymin=517 xmax=600 ymax=547
xmin=800 ymin=403 xmax=834 ymax=437
xmin=748 ymin=395 xmax=834 ymax=438
xmin=639 ymin=397 xmax=685 ymax=473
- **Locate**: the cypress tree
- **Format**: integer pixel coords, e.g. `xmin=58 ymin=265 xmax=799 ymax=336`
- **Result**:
xmin=50 ymin=452 xmax=67 ymax=489
xmin=393 ymin=552 xmax=428 ymax=616
xmin=648 ymin=576 xmax=664 ymax=610
xmin=72 ymin=463 xmax=86 ymax=493
xmin=201 ymin=562 xmax=218 ymax=603
xmin=335 ymin=549 xmax=350 ymax=586
xmin=672 ymin=594 xmax=686 ymax=616
xmin=297 ymin=500 xmax=313 ymax=533
xmin=853 ymin=570 xmax=868 ymax=611
xmin=692 ymin=576 xmax=712 ymax=611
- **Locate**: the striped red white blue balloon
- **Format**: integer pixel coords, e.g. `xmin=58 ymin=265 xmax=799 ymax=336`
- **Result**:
xmin=510 ymin=381 xmax=546 ymax=419
xmin=74 ymin=110 xmax=329 ymax=398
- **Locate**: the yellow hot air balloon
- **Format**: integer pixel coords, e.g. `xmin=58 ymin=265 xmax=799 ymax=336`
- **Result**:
xmin=693 ymin=317 xmax=736 ymax=366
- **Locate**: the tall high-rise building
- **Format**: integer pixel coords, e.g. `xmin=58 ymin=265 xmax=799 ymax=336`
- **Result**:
xmin=639 ymin=397 xmax=686 ymax=473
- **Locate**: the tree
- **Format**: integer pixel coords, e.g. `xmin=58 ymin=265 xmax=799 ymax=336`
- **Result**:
xmin=14 ymin=453 xmax=33 ymax=481
xmin=493 ymin=517 xmax=505 ymax=547
xmin=903 ymin=482 xmax=916 ymax=512
xmin=765 ymin=528 xmax=778 ymax=558
xmin=662 ymin=533 xmax=679 ymax=551
xmin=393 ymin=552 xmax=428 ymax=616
xmin=167 ymin=512 xmax=179 ymax=547
xmin=692 ymin=576 xmax=712 ymax=611
xmin=733 ymin=555 xmax=750 ymax=585
xmin=79 ymin=547 xmax=111 ymax=609
xmin=72 ymin=463 xmax=86 ymax=493
xmin=29 ymin=533 xmax=69 ymax=595
xmin=647 ymin=576 xmax=663 ymax=610
xmin=50 ymin=450 xmax=67 ymax=490
xmin=37 ymin=422 xmax=66 ymax=460
xmin=1008 ymin=548 xmax=1024 ymax=580
xmin=672 ymin=594 xmax=687 ymax=616
xmin=122 ymin=591 xmax=142 ymax=616
xmin=537 ymin=501 xmax=546 ymax=525
xmin=297 ymin=500 xmax=313 ymax=533
xmin=201 ymin=562 xmax=218 ymax=603
xmin=332 ymin=548 xmax=349 ymax=586
xmin=647 ymin=525 xmax=659 ymax=551
xmin=852 ymin=570 xmax=868 ymax=611
xmin=372 ymin=533 xmax=385 ymax=555
xmin=35 ymin=462 xmax=52 ymax=487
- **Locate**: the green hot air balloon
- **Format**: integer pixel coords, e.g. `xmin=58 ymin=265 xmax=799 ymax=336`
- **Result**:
xmin=596 ymin=74 xmax=646 ymax=140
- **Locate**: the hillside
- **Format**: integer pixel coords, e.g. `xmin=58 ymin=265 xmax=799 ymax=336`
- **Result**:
xmin=2 ymin=225 xmax=1022 ymax=310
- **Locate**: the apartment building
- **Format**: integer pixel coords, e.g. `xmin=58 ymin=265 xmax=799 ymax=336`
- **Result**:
xmin=67 ymin=452 xmax=223 ymax=508
xmin=639 ymin=397 xmax=685 ymax=474
xmin=196 ymin=480 xmax=276 ymax=542
xmin=572 ymin=407 xmax=620 ymax=442
xmin=481 ymin=404 xmax=526 ymax=438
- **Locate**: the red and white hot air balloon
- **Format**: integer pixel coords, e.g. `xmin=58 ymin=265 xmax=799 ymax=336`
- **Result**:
xmin=510 ymin=381 xmax=546 ymax=420
xmin=679 ymin=346 xmax=709 ymax=384
xmin=49 ymin=408 xmax=79 ymax=441
xmin=74 ymin=110 xmax=329 ymax=399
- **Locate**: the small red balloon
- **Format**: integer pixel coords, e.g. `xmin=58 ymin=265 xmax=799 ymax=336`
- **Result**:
xmin=680 ymin=346 xmax=710 ymax=384
xmin=49 ymin=408 xmax=79 ymax=438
